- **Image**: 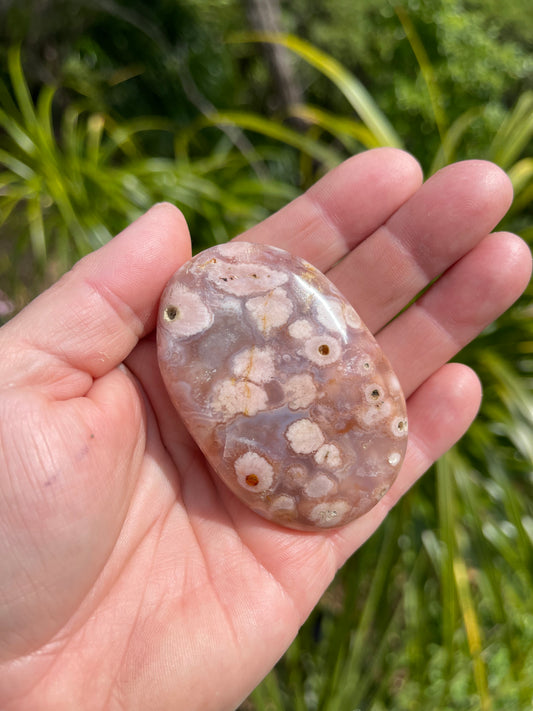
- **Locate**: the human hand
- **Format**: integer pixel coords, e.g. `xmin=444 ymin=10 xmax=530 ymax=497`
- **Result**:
xmin=0 ymin=149 xmax=530 ymax=711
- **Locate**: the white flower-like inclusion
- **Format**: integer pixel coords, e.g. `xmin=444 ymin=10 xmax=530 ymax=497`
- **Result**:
xmin=360 ymin=400 xmax=392 ymax=426
xmin=387 ymin=372 xmax=402 ymax=394
xmin=344 ymin=303 xmax=362 ymax=329
xmin=308 ymin=500 xmax=351 ymax=526
xmin=284 ymin=374 xmax=317 ymax=410
xmin=234 ymin=452 xmax=274 ymax=493
xmin=285 ymin=419 xmax=325 ymax=454
xmin=314 ymin=443 xmax=342 ymax=469
xmin=285 ymin=464 xmax=308 ymax=487
xmin=305 ymin=474 xmax=335 ymax=498
xmin=161 ymin=285 xmax=213 ymax=337
xmin=245 ymin=287 xmax=293 ymax=335
xmin=211 ymin=379 xmax=268 ymax=419
xmin=288 ymin=318 xmax=314 ymax=339
xmin=362 ymin=451 xmax=393 ymax=478
xmin=269 ymin=494 xmax=296 ymax=512
xmin=315 ymin=297 xmax=346 ymax=333
xmin=303 ymin=335 xmax=342 ymax=366
xmin=232 ymin=346 xmax=275 ymax=384
xmin=207 ymin=260 xmax=288 ymax=296
xmin=216 ymin=241 xmax=254 ymax=258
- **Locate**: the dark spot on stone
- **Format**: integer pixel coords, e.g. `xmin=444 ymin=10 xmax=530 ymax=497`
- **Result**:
xmin=318 ymin=344 xmax=330 ymax=356
xmin=164 ymin=305 xmax=179 ymax=321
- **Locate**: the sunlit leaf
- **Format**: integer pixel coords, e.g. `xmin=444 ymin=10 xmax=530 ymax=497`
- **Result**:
xmin=490 ymin=91 xmax=533 ymax=170
xmin=26 ymin=196 xmax=46 ymax=263
xmin=290 ymin=104 xmax=380 ymax=150
xmin=207 ymin=110 xmax=343 ymax=169
xmin=7 ymin=46 xmax=37 ymax=132
xmin=429 ymin=107 xmax=484 ymax=174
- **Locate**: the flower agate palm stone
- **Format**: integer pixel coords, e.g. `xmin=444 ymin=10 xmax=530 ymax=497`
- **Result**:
xmin=157 ymin=242 xmax=407 ymax=531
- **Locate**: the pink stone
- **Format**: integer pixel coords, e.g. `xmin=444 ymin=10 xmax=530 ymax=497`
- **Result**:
xmin=157 ymin=242 xmax=407 ymax=531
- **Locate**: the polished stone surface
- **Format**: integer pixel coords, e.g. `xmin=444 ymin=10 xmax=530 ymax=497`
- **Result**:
xmin=157 ymin=241 xmax=407 ymax=531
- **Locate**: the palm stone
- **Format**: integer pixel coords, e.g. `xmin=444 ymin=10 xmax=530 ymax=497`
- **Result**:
xmin=157 ymin=241 xmax=407 ymax=531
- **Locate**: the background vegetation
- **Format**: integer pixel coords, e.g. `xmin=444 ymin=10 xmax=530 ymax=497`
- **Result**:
xmin=1 ymin=1 xmax=532 ymax=708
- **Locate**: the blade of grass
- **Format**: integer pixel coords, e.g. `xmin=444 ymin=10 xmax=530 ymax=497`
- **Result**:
xmin=0 ymin=148 xmax=35 ymax=180
xmin=507 ymin=157 xmax=533 ymax=197
xmin=357 ymin=550 xmax=434 ymax=709
xmin=0 ymin=75 xmax=22 ymax=120
xmin=36 ymin=84 xmax=57 ymax=148
xmin=0 ymin=106 xmax=36 ymax=155
xmin=486 ymin=459 xmax=533 ymax=584
xmin=489 ymin=91 xmax=533 ymax=170
xmin=395 ymin=6 xmax=448 ymax=149
xmin=283 ymin=633 xmax=310 ymax=711
xmin=103 ymin=115 xmax=174 ymax=162
xmin=61 ymin=105 xmax=83 ymax=162
xmin=483 ymin=351 xmax=533 ymax=462
xmin=436 ymin=453 xmax=457 ymax=670
xmin=207 ymin=111 xmax=343 ymax=169
xmin=453 ymin=555 xmax=493 ymax=711
xmin=26 ymin=195 xmax=46 ymax=263
xmin=232 ymin=33 xmax=403 ymax=149
xmin=290 ymin=104 xmax=380 ymax=150
xmin=452 ymin=440 xmax=522 ymax=672
xmin=429 ymin=107 xmax=484 ymax=174
xmin=322 ymin=509 xmax=404 ymax=711
xmin=7 ymin=46 xmax=38 ymax=132
xmin=0 ymin=190 xmax=31 ymax=227
xmin=248 ymin=668 xmax=285 ymax=711
xmin=86 ymin=113 xmax=106 ymax=165
xmin=507 ymin=158 xmax=533 ymax=217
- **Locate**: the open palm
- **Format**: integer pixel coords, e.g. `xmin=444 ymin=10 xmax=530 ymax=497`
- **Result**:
xmin=1 ymin=149 xmax=530 ymax=711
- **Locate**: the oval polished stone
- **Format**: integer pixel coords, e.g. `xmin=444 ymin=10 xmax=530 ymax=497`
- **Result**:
xmin=157 ymin=241 xmax=407 ymax=531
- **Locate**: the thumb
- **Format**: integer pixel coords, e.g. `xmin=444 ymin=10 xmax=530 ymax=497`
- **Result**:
xmin=0 ymin=203 xmax=191 ymax=399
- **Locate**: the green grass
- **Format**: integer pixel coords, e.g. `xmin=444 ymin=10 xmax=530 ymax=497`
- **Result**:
xmin=0 ymin=45 xmax=298 ymax=311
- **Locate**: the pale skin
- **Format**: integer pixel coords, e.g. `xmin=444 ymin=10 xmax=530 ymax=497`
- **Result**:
xmin=0 ymin=149 xmax=531 ymax=710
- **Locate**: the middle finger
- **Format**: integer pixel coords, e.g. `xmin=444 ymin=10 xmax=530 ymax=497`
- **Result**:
xmin=329 ymin=160 xmax=513 ymax=333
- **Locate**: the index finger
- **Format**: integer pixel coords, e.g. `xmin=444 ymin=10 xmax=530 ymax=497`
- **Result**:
xmin=238 ymin=148 xmax=423 ymax=270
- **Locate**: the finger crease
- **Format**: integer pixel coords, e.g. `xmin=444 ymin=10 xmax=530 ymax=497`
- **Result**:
xmin=304 ymin=192 xmax=353 ymax=264
xmin=411 ymin=298 xmax=464 ymax=354
xmin=83 ymin=277 xmax=144 ymax=342
xmin=380 ymin=222 xmax=433 ymax=287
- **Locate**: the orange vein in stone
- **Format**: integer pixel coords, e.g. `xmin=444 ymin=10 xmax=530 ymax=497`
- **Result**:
xmin=261 ymin=291 xmax=273 ymax=334
xmin=243 ymin=346 xmax=255 ymax=416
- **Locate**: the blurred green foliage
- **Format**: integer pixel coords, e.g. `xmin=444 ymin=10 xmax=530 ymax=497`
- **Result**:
xmin=1 ymin=1 xmax=533 ymax=709
xmin=286 ymin=0 xmax=532 ymax=159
